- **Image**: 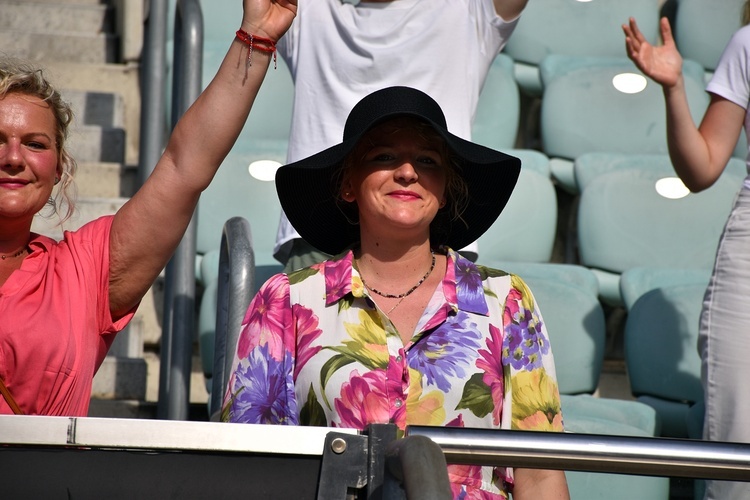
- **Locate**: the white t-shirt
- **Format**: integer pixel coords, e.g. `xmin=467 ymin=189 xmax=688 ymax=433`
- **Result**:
xmin=706 ymin=24 xmax=750 ymax=190
xmin=274 ymin=0 xmax=518 ymax=261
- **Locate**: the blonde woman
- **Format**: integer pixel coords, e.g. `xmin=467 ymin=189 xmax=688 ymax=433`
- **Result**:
xmin=0 ymin=0 xmax=295 ymax=416
xmin=624 ymin=5 xmax=750 ymax=499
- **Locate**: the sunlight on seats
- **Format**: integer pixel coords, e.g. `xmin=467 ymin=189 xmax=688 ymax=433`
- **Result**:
xmin=248 ymin=160 xmax=281 ymax=181
xmin=655 ymin=177 xmax=690 ymax=199
xmin=612 ymin=73 xmax=648 ymax=94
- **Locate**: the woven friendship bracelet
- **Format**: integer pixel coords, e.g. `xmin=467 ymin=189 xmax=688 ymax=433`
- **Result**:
xmin=235 ymin=29 xmax=277 ymax=69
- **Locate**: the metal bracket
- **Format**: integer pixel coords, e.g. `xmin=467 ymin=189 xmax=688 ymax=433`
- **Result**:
xmin=317 ymin=431 xmax=370 ymax=499
xmin=317 ymin=424 xmax=401 ymax=500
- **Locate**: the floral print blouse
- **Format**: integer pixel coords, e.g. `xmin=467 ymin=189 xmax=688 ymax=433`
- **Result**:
xmin=223 ymin=248 xmax=564 ymax=499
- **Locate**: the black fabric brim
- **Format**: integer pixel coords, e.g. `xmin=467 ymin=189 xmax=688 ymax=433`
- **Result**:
xmin=276 ymin=112 xmax=521 ymax=256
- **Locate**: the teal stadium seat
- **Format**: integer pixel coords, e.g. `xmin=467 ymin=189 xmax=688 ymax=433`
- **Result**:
xmin=674 ymin=0 xmax=745 ymax=81
xmin=575 ymin=154 xmax=743 ymax=306
xmin=619 ymin=266 xmax=711 ymax=312
xmin=476 ymin=150 xmax=557 ymax=265
xmin=574 ymin=152 xmax=748 ymax=193
xmin=471 ymin=52 xmax=520 ymax=150
xmin=539 ymin=55 xmax=709 ymax=193
xmin=624 ymin=283 xmax=707 ymax=439
xmin=471 ymin=53 xmax=561 ymax=265
xmin=620 ymin=267 xmax=710 ymax=499
xmin=502 ymin=0 xmax=660 ymax=97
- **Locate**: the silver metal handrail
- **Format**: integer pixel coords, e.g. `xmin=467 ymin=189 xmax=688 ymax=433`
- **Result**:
xmin=209 ymin=217 xmax=256 ymax=418
xmin=137 ymin=0 xmax=168 ymax=188
xmin=156 ymin=0 xmax=204 ymax=420
xmin=407 ymin=426 xmax=750 ymax=482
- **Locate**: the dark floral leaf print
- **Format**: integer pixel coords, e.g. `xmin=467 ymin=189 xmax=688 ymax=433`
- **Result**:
xmin=477 ymin=265 xmax=509 ymax=281
xmin=220 ymin=386 xmax=243 ymax=423
xmin=300 ymin=384 xmax=327 ymax=426
xmin=455 ymin=373 xmax=494 ymax=418
xmin=320 ymin=353 xmax=355 ymax=409
xmin=288 ymin=266 xmax=319 ymax=285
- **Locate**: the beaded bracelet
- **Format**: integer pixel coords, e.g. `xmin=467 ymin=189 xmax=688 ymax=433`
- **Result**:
xmin=235 ymin=29 xmax=277 ymax=69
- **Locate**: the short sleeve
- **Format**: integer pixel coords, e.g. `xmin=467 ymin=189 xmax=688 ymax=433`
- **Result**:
xmin=500 ymin=274 xmax=564 ymax=433
xmin=706 ymin=26 xmax=750 ymax=110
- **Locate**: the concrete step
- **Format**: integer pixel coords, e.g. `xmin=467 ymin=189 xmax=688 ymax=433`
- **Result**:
xmin=31 ymin=196 xmax=128 ymax=238
xmin=73 ymin=162 xmax=137 ymax=199
xmin=597 ymin=359 xmax=633 ymax=400
xmin=87 ymin=400 xmax=211 ymax=421
xmin=142 ymin=352 xmax=210 ymax=408
xmin=68 ymin=125 xmax=126 ymax=164
xmin=61 ymin=88 xmax=128 ymax=165
xmin=45 ymin=62 xmax=142 ymax=166
xmin=92 ymin=355 xmax=148 ymax=401
xmin=90 ymin=351 xmax=211 ymax=420
xmin=0 ymin=29 xmax=117 ymax=65
xmin=62 ymin=89 xmax=126 ymax=129
xmin=76 ymin=162 xmax=124 ymax=198
xmin=0 ymin=2 xmax=113 ymax=34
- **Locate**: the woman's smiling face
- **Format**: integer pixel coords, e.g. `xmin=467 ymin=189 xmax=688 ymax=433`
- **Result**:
xmin=342 ymin=117 xmax=448 ymax=239
xmin=0 ymin=92 xmax=60 ymax=222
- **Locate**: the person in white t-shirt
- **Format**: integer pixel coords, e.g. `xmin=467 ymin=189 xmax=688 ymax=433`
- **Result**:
xmin=274 ymin=0 xmax=529 ymax=272
xmin=624 ymin=7 xmax=750 ymax=499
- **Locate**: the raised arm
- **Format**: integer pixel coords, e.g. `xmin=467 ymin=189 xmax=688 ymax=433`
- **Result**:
xmin=624 ymin=17 xmax=744 ymax=192
xmin=493 ymin=0 xmax=528 ymax=22
xmin=107 ymin=0 xmax=296 ymax=318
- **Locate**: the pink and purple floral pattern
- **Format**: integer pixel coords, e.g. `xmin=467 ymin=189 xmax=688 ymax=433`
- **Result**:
xmin=223 ymin=248 xmax=564 ymax=499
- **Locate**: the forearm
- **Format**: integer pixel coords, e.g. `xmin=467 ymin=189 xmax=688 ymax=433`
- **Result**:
xmin=164 ymin=35 xmax=272 ymax=191
xmin=493 ymin=0 xmax=528 ymax=21
xmin=662 ymin=77 xmax=714 ymax=192
xmin=662 ymin=79 xmax=744 ymax=192
xmin=512 ymin=468 xmax=570 ymax=500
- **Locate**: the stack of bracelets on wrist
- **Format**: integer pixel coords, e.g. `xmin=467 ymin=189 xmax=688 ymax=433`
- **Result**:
xmin=235 ymin=29 xmax=277 ymax=68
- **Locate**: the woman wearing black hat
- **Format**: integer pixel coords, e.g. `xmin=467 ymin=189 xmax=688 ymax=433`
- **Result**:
xmin=223 ymin=87 xmax=569 ymax=499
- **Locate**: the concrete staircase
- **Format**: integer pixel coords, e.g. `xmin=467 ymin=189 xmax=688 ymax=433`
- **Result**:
xmin=1 ymin=0 xmax=209 ymax=417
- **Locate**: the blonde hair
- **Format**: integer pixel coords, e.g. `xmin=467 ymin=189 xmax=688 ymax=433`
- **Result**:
xmin=0 ymin=57 xmax=77 ymax=222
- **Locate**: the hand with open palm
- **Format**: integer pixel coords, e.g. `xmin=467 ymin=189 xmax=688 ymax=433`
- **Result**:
xmin=623 ymin=17 xmax=683 ymax=88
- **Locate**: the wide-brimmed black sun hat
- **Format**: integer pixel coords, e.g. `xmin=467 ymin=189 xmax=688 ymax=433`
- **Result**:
xmin=275 ymin=86 xmax=521 ymax=255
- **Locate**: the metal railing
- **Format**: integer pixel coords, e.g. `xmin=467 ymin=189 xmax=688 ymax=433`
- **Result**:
xmin=407 ymin=425 xmax=750 ymax=482
xmin=137 ymin=0 xmax=168 ymax=188
xmin=209 ymin=217 xmax=257 ymax=418
xmin=152 ymin=0 xmax=204 ymax=420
